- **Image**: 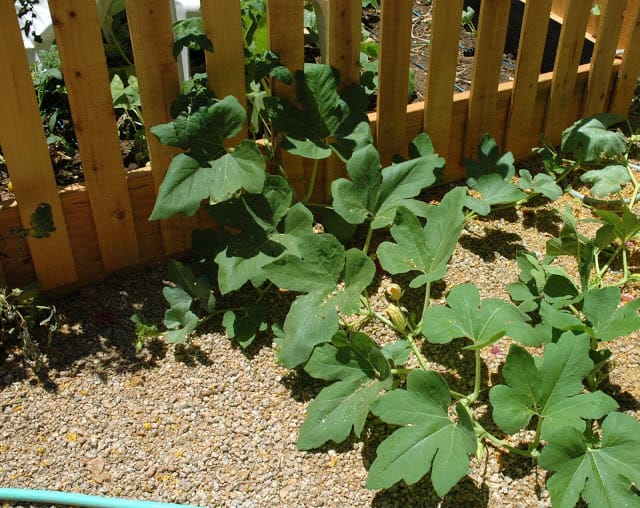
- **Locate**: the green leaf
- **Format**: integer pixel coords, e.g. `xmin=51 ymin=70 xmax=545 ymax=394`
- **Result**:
xmin=211 ymin=180 xmax=308 ymax=294
xmin=172 ymin=17 xmax=213 ymax=59
xmin=208 ymin=140 xmax=266 ymax=203
xmin=367 ymin=370 xmax=476 ymax=496
xmin=518 ymin=169 xmax=563 ymax=200
xmin=266 ymin=245 xmax=375 ymax=368
xmin=583 ymin=286 xmax=640 ymax=341
xmin=298 ymin=331 xmax=391 ymax=449
xmin=381 ymin=340 xmax=411 ymax=366
xmin=331 ymin=140 xmax=443 ymax=228
xmin=275 ymin=293 xmax=340 ymax=369
xmin=376 ymin=187 xmax=466 ymax=288
xmin=468 ymin=173 xmax=527 ymax=207
xmin=489 ymin=334 xmax=618 ymax=440
xmin=331 ymin=145 xmax=382 ymax=224
xmin=422 ymin=284 xmax=528 ymax=348
xmin=539 ymin=412 xmax=640 ymax=508
xmin=464 ymin=134 xmax=516 ymax=181
xmin=595 ymin=207 xmax=640 ymax=243
xmin=223 ymin=303 xmax=268 ymax=348
xmin=29 ymin=203 xmax=56 ymax=238
xmin=561 ymin=114 xmax=627 ymax=162
xmin=162 ymin=286 xmax=199 ymax=343
xmin=272 ymin=64 xmax=372 ymax=160
xmin=167 ymin=260 xmax=215 ymax=313
xmin=151 ymin=96 xmax=245 ymax=162
xmin=581 ymin=165 xmax=631 ymax=197
xmin=297 ymin=374 xmax=391 ymax=450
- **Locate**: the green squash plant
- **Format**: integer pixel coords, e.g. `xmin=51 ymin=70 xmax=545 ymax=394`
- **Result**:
xmin=142 ymin=59 xmax=640 ymax=506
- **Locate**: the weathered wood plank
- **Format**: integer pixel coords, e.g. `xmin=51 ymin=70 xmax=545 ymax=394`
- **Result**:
xmin=49 ymin=0 xmax=140 ymax=272
xmin=267 ymin=0 xmax=308 ymax=199
xmin=126 ymin=0 xmax=194 ymax=255
xmin=505 ymin=0 xmax=553 ymax=154
xmin=464 ymin=0 xmax=511 ymax=156
xmin=610 ymin=0 xmax=640 ymax=115
xmin=376 ymin=0 xmax=413 ymax=164
xmin=543 ymin=0 xmax=593 ymax=140
xmin=0 ymin=0 xmax=78 ymax=290
xmin=201 ymin=0 xmax=248 ymax=140
xmin=582 ymin=0 xmax=626 ymax=116
xmin=423 ymin=0 xmax=464 ymax=158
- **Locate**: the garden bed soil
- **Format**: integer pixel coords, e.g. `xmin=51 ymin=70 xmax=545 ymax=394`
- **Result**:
xmin=1 ymin=180 xmax=639 ymax=507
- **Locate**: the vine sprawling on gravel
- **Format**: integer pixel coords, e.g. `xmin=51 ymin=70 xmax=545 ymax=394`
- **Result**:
xmin=139 ymin=30 xmax=640 ymax=505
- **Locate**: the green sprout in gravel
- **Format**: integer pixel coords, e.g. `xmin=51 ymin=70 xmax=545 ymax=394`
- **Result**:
xmin=146 ymin=59 xmax=640 ymax=507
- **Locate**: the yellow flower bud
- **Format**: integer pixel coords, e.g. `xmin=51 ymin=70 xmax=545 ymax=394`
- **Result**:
xmin=7 ymin=180 xmax=13 ymax=192
xmin=386 ymin=283 xmax=402 ymax=301
xmin=386 ymin=304 xmax=407 ymax=332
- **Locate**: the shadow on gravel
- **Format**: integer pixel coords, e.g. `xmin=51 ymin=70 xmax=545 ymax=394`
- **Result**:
xmin=459 ymin=228 xmax=526 ymax=261
xmin=370 ymin=475 xmax=489 ymax=507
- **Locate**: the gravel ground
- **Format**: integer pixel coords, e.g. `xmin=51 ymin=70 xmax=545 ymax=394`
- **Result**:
xmin=1 ymin=186 xmax=639 ymax=508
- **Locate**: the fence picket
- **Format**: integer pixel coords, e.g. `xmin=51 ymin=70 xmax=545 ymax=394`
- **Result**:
xmin=201 ymin=0 xmax=247 ymax=140
xmin=423 ymin=0 xmax=464 ymax=167
xmin=582 ymin=0 xmax=626 ymax=116
xmin=610 ymin=0 xmax=640 ymax=115
xmin=505 ymin=0 xmax=553 ymax=154
xmin=464 ymin=0 xmax=512 ymax=156
xmin=267 ymin=0 xmax=307 ymax=199
xmin=315 ymin=0 xmax=361 ymax=199
xmin=0 ymin=0 xmax=78 ymax=290
xmin=48 ymin=0 xmax=140 ymax=272
xmin=126 ymin=0 xmax=195 ymax=256
xmin=376 ymin=0 xmax=413 ymax=165
xmin=544 ymin=0 xmax=593 ymax=141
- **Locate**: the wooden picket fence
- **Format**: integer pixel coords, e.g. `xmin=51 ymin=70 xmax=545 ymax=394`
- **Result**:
xmin=0 ymin=0 xmax=639 ymax=292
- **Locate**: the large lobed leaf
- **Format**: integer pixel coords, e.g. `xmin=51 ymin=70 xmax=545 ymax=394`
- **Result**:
xmin=366 ymin=370 xmax=476 ymax=496
xmin=561 ymin=114 xmax=627 ymax=163
xmin=298 ymin=333 xmax=392 ymax=450
xmin=422 ymin=284 xmax=528 ymax=348
xmin=539 ymin=412 xmax=640 ymax=508
xmin=376 ymin=187 xmax=466 ymax=288
xmin=331 ymin=137 xmax=443 ymax=228
xmin=265 ymin=240 xmax=375 ymax=368
xmin=489 ymin=333 xmax=618 ymax=440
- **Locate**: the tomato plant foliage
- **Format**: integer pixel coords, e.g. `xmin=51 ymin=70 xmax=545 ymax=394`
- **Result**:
xmin=144 ymin=58 xmax=640 ymax=506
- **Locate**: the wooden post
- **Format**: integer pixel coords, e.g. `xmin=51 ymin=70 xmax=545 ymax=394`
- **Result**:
xmin=582 ymin=0 xmax=626 ymax=117
xmin=267 ymin=0 xmax=307 ymax=198
xmin=609 ymin=0 xmax=640 ymax=116
xmin=0 ymin=0 xmax=78 ymax=290
xmin=423 ymin=0 xmax=464 ymax=174
xmin=464 ymin=0 xmax=511 ymax=156
xmin=316 ymin=0 xmax=361 ymax=200
xmin=126 ymin=0 xmax=195 ymax=255
xmin=543 ymin=0 xmax=592 ymax=142
xmin=48 ymin=0 xmax=140 ymax=272
xmin=376 ymin=0 xmax=413 ymax=165
xmin=201 ymin=0 xmax=248 ymax=140
xmin=505 ymin=0 xmax=553 ymax=154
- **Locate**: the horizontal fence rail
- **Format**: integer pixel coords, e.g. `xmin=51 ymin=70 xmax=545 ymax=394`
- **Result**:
xmin=0 ymin=0 xmax=639 ymax=291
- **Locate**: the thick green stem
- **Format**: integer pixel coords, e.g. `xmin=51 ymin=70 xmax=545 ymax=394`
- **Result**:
xmin=362 ymin=225 xmax=374 ymax=254
xmin=467 ymin=348 xmax=483 ymax=404
xmin=462 ymin=405 xmax=533 ymax=458
xmin=529 ymin=415 xmax=544 ymax=452
xmin=407 ymin=333 xmax=429 ymax=371
xmin=421 ymin=281 xmax=432 ymax=325
xmin=303 ymin=159 xmax=320 ymax=204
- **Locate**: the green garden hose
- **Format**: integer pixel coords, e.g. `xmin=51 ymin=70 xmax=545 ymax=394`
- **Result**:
xmin=0 ymin=488 xmax=203 ymax=508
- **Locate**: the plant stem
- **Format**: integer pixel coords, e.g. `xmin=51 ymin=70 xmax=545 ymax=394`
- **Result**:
xmin=529 ymin=415 xmax=544 ymax=452
xmin=362 ymin=225 xmax=374 ymax=254
xmin=466 ymin=348 xmax=483 ymax=404
xmin=407 ymin=333 xmax=429 ymax=371
xmin=463 ymin=406 xmax=534 ymax=458
xmin=421 ymin=280 xmax=432 ymax=325
xmin=303 ymin=159 xmax=320 ymax=204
